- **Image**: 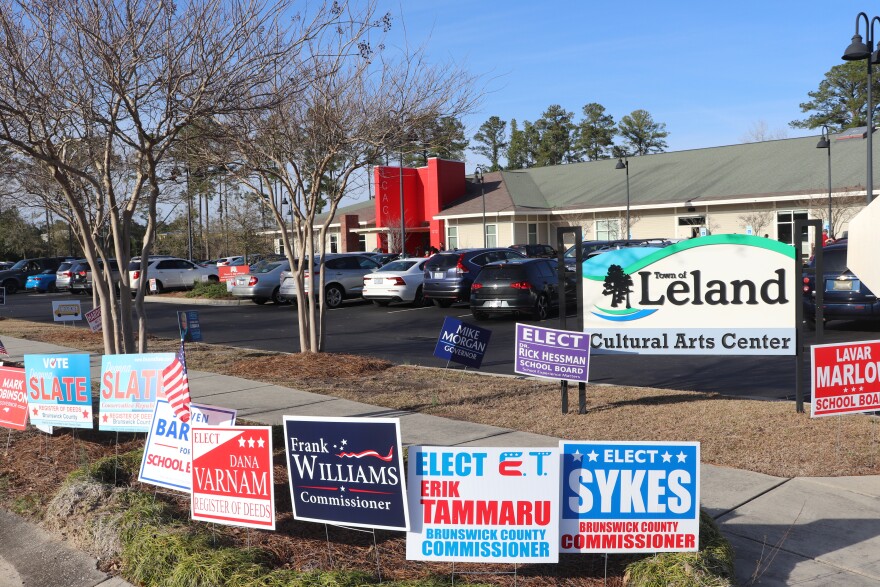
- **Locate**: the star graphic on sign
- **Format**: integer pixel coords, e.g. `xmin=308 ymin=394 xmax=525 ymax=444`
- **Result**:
xmin=844 ymin=387 xmax=849 ymax=393
xmin=102 ymin=414 xmax=109 ymax=423
xmin=661 ymin=451 xmax=672 ymax=463
xmin=256 ymin=437 xmax=265 ymax=449
xmin=860 ymin=386 xmax=865 ymax=392
xmin=82 ymin=410 xmax=89 ymax=418
xmin=247 ymin=437 xmax=255 ymax=448
xmin=238 ymin=436 xmax=246 ymax=448
xmin=587 ymin=450 xmax=599 ymax=462
xmin=31 ymin=408 xmax=38 ymax=416
xmin=676 ymin=451 xmax=687 ymax=463
xmin=340 ymin=486 xmax=346 ymax=492
xmin=340 ymin=439 xmax=347 ymax=447
xmin=571 ymin=449 xmax=583 ymax=462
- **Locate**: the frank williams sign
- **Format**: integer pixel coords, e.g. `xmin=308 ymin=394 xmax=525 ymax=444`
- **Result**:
xmin=283 ymin=416 xmax=409 ymax=531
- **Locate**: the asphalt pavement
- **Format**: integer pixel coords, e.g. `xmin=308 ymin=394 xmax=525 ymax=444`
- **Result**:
xmin=0 ymin=334 xmax=878 ymax=586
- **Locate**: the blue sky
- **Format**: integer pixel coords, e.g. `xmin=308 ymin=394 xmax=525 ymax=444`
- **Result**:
xmin=378 ymin=0 xmax=871 ymax=168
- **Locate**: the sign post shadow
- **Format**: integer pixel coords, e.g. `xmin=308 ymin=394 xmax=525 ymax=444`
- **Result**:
xmin=794 ymin=219 xmax=823 ymax=413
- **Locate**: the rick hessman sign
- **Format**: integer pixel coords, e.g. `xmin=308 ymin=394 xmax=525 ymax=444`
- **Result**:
xmin=560 ymin=440 xmax=699 ymax=553
xmin=582 ymin=235 xmax=796 ymax=355
xmin=406 ymin=446 xmax=559 ymax=563
xmin=515 ymin=324 xmax=590 ymax=382
xmin=283 ymin=416 xmax=409 ymax=531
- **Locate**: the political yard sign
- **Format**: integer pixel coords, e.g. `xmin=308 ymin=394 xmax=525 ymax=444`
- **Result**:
xmin=191 ymin=425 xmax=275 ymax=530
xmin=560 ymin=441 xmax=700 ymax=554
xmin=283 ymin=416 xmax=408 ymax=531
xmin=99 ymin=353 xmax=175 ymax=432
xmin=139 ymin=401 xmax=237 ymax=492
xmin=433 ymin=317 xmax=491 ymax=368
xmin=24 ymin=354 xmax=92 ymax=429
xmin=0 ymin=366 xmax=28 ymax=430
xmin=406 ymin=446 xmax=560 ymax=563
xmin=811 ymin=340 xmax=880 ymax=417
xmin=515 ymin=324 xmax=590 ymax=382
xmin=51 ymin=300 xmax=82 ymax=322
xmin=582 ymin=235 xmax=796 ymax=355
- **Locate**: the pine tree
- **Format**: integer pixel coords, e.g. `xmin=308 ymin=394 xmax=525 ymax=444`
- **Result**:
xmin=618 ymin=110 xmax=668 ymax=156
xmin=472 ymin=116 xmax=508 ymax=171
xmin=576 ymin=103 xmax=616 ymax=160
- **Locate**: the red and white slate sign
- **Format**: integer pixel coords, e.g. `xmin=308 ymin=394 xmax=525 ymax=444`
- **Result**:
xmin=812 ymin=340 xmax=880 ymax=417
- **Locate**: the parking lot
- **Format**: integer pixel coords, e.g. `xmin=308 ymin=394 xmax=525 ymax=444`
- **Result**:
xmin=3 ymin=290 xmax=879 ymax=402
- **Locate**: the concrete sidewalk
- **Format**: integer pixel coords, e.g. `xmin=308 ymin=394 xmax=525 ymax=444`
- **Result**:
xmin=2 ymin=336 xmax=880 ymax=586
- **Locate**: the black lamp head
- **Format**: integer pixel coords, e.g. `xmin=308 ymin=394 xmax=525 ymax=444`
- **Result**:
xmin=843 ymin=33 xmax=871 ymax=60
xmin=816 ymin=135 xmax=830 ymax=149
xmin=615 ymin=159 xmax=626 ymax=170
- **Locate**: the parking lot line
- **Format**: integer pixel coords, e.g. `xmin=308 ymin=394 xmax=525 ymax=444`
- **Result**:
xmin=387 ymin=306 xmax=435 ymax=314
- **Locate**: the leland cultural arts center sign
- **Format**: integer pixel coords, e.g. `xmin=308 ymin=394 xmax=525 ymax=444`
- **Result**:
xmin=582 ymin=235 xmax=796 ymax=355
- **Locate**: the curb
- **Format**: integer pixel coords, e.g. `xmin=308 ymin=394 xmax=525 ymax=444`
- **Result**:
xmin=142 ymin=295 xmax=251 ymax=306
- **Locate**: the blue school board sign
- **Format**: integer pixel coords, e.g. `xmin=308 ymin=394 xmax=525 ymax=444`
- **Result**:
xmin=283 ymin=416 xmax=409 ymax=531
xmin=433 ymin=317 xmax=491 ymax=368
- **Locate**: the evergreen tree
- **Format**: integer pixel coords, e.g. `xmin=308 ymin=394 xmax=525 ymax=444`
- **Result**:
xmin=618 ymin=109 xmax=668 ymax=155
xmin=407 ymin=116 xmax=468 ymax=166
xmin=790 ymin=60 xmax=880 ymax=131
xmin=535 ymin=104 xmax=577 ymax=166
xmin=472 ymin=116 xmax=508 ymax=171
xmin=576 ymin=102 xmax=616 ymax=160
xmin=506 ymin=119 xmax=529 ymax=169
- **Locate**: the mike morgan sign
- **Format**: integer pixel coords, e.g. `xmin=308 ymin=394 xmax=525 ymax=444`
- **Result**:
xmin=582 ymin=235 xmax=796 ymax=355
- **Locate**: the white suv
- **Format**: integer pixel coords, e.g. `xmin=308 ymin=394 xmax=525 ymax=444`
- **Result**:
xmin=278 ymin=253 xmax=380 ymax=308
xmin=129 ymin=257 xmax=219 ymax=293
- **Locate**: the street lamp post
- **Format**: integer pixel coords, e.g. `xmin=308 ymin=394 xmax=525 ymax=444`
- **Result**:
xmin=615 ymin=156 xmax=631 ymax=238
xmin=842 ymin=12 xmax=880 ymax=204
xmin=474 ymin=165 xmax=487 ymax=247
xmin=816 ymin=126 xmax=833 ymax=237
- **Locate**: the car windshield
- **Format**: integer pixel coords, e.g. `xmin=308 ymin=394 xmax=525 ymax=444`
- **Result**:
xmin=477 ymin=265 xmax=527 ymax=281
xmin=252 ymin=260 xmax=284 ymax=274
xmin=11 ymin=260 xmax=28 ymax=270
xmin=128 ymin=261 xmax=141 ymax=270
xmin=40 ymin=270 xmax=54 ymax=275
xmin=57 ymin=262 xmax=72 ymax=272
xmin=426 ymin=253 xmax=460 ymax=270
xmin=381 ymin=260 xmax=417 ymax=272
xmin=816 ymin=249 xmax=849 ymax=274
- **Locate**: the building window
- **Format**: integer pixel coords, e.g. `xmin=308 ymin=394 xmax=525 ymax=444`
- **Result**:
xmin=776 ymin=210 xmax=808 ymax=246
xmin=358 ymin=234 xmax=366 ymax=251
xmin=447 ymin=226 xmax=458 ymax=250
xmin=486 ymin=224 xmax=497 ymax=247
xmin=678 ymin=215 xmax=705 ymax=238
xmin=527 ymin=223 xmax=537 ymax=245
xmin=329 ymin=234 xmax=338 ymax=254
xmin=596 ymin=219 xmax=620 ymax=240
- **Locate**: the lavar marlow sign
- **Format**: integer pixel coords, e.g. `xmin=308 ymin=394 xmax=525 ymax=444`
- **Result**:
xmin=582 ymin=235 xmax=796 ymax=355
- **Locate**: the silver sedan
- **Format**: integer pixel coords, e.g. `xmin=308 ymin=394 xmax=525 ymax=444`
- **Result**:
xmin=230 ymin=259 xmax=290 ymax=305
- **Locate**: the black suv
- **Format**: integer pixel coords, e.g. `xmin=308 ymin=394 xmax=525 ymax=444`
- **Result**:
xmin=803 ymin=242 xmax=879 ymax=326
xmin=423 ymin=248 xmax=525 ymax=307
xmin=470 ymin=258 xmax=575 ymax=321
xmin=0 ymin=257 xmax=69 ymax=294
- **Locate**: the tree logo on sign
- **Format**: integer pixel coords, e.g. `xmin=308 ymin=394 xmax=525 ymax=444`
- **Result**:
xmin=602 ymin=264 xmax=633 ymax=309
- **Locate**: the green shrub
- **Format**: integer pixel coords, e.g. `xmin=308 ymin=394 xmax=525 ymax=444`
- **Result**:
xmin=68 ymin=448 xmax=144 ymax=486
xmin=622 ymin=510 xmax=735 ymax=586
xmin=185 ymin=281 xmax=232 ymax=299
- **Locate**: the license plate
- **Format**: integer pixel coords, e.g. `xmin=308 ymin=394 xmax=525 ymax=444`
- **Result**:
xmin=373 ymin=278 xmax=384 ymax=285
xmin=433 ymin=272 xmax=445 ymax=279
xmin=485 ymin=300 xmax=502 ymax=308
xmin=828 ymin=279 xmax=857 ymax=291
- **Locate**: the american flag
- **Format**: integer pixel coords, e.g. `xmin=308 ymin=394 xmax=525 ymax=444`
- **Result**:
xmin=0 ymin=338 xmax=7 ymax=356
xmin=162 ymin=340 xmax=191 ymax=422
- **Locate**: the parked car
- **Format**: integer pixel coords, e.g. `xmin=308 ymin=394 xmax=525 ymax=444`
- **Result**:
xmin=563 ymin=238 xmax=674 ymax=269
xmin=0 ymin=262 xmax=13 ymax=271
xmin=422 ymin=248 xmax=526 ymax=307
xmin=216 ymin=256 xmax=246 ymax=267
xmin=55 ymin=259 xmax=85 ymax=292
xmin=129 ymin=257 xmax=219 ymax=292
xmin=278 ymin=253 xmax=381 ymax=308
xmin=366 ymin=252 xmax=402 ymax=266
xmin=69 ymin=258 xmax=122 ymax=295
xmin=25 ymin=270 xmax=58 ymax=293
xmin=509 ymin=244 xmax=557 ymax=258
xmin=230 ymin=258 xmax=291 ymax=305
xmin=362 ymin=257 xmax=430 ymax=306
xmin=0 ymin=257 xmax=69 ymax=294
xmin=470 ymin=258 xmax=575 ymax=321
xmin=803 ymin=242 xmax=879 ymax=326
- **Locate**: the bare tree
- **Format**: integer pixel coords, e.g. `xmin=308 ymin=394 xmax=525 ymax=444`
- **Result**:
xmin=214 ymin=6 xmax=479 ymax=352
xmin=800 ymin=192 xmax=863 ymax=238
xmin=737 ymin=209 xmax=774 ymax=236
xmin=0 ymin=0 xmax=333 ymax=353
xmin=740 ymin=120 xmax=789 ymax=143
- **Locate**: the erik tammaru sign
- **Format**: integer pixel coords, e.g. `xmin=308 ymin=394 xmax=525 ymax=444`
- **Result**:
xmin=283 ymin=416 xmax=409 ymax=531
xmin=582 ymin=235 xmax=796 ymax=355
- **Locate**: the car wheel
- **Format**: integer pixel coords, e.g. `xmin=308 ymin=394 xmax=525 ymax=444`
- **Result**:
xmin=3 ymin=280 xmax=18 ymax=295
xmin=153 ymin=280 xmax=164 ymax=294
xmin=48 ymin=283 xmax=57 ymax=293
xmin=413 ymin=286 xmax=427 ymax=306
xmin=207 ymin=275 xmax=219 ymax=283
xmin=532 ymin=294 xmax=549 ymax=320
xmin=271 ymin=287 xmax=283 ymax=305
xmin=372 ymin=300 xmax=390 ymax=307
xmin=434 ymin=299 xmax=453 ymax=308
xmin=325 ymin=284 xmax=344 ymax=309
xmin=472 ymin=310 xmax=489 ymax=321
xmin=253 ymin=297 xmax=268 ymax=305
